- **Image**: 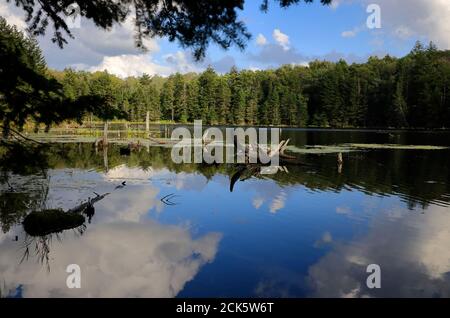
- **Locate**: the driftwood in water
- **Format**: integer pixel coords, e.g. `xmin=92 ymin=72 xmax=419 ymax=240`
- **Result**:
xmin=68 ymin=192 xmax=109 ymax=214
xmin=233 ymin=138 xmax=300 ymax=164
xmin=230 ymin=166 xmax=247 ymax=192
xmin=148 ymin=135 xmax=167 ymax=144
xmin=120 ymin=140 xmax=142 ymax=155
xmin=22 ymin=192 xmax=109 ymax=236
xmin=95 ymin=138 xmax=107 ymax=150
xmin=229 ymin=165 xmax=262 ymax=192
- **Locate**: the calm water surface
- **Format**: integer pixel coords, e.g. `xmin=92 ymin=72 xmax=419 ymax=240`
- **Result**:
xmin=1 ymin=129 xmax=450 ymax=297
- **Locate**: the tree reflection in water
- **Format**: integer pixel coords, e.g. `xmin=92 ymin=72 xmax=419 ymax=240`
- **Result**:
xmin=1 ymin=141 xmax=450 ymax=236
xmin=1 ymin=143 xmax=449 ymax=231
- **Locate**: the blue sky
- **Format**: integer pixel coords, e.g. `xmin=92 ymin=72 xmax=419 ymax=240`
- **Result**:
xmin=1 ymin=0 xmax=449 ymax=77
xmin=153 ymin=0 xmax=428 ymax=73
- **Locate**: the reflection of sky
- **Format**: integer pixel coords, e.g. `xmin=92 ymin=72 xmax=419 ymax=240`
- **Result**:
xmin=307 ymin=204 xmax=450 ymax=297
xmin=0 ymin=167 xmax=221 ymax=297
xmin=1 ymin=165 xmax=449 ymax=297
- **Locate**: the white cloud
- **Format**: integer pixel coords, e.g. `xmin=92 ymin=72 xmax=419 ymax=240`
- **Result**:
xmin=0 ymin=2 xmax=27 ymax=31
xmin=330 ymin=0 xmax=342 ymax=10
xmin=256 ymin=34 xmax=267 ymax=46
xmin=164 ymin=51 xmax=204 ymax=74
xmin=361 ymin=0 xmax=450 ymax=49
xmin=0 ymin=221 xmax=221 ymax=297
xmin=252 ymin=197 xmax=264 ymax=209
xmin=69 ymin=14 xmax=160 ymax=58
xmin=0 ymin=167 xmax=222 ymax=297
xmin=270 ymin=191 xmax=287 ymax=213
xmin=105 ymin=165 xmax=154 ymax=181
xmin=90 ymin=54 xmax=172 ymax=78
xmin=341 ymin=29 xmax=358 ymax=38
xmin=0 ymin=2 xmax=27 ymax=30
xmin=272 ymin=29 xmax=290 ymax=51
xmin=0 ymin=2 xmax=238 ymax=76
xmin=308 ymin=204 xmax=450 ymax=297
xmin=393 ymin=25 xmax=414 ymax=40
xmin=336 ymin=206 xmax=352 ymax=215
xmin=334 ymin=0 xmax=450 ymax=49
xmin=341 ymin=24 xmax=367 ymax=38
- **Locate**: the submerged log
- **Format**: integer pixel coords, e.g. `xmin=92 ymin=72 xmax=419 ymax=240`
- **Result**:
xmin=23 ymin=209 xmax=85 ymax=237
xmin=22 ymin=192 xmax=109 ymax=236
xmin=148 ymin=135 xmax=167 ymax=144
xmin=68 ymin=192 xmax=109 ymax=214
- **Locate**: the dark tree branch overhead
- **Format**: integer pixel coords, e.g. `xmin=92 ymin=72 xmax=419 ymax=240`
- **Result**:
xmin=7 ymin=0 xmax=333 ymax=60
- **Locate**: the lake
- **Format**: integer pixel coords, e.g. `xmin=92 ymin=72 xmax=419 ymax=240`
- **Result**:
xmin=1 ymin=128 xmax=450 ymax=298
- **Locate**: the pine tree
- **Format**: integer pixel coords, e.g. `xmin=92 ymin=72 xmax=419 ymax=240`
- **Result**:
xmin=160 ymin=79 xmax=175 ymax=121
xmin=267 ymin=85 xmax=280 ymax=125
xmin=186 ymin=80 xmax=200 ymax=121
xmin=215 ymin=77 xmax=231 ymax=124
xmin=390 ymin=81 xmax=408 ymax=127
xmin=297 ymin=93 xmax=309 ymax=127
xmin=173 ymin=73 xmax=188 ymax=122
xmin=229 ymin=67 xmax=246 ymax=125
xmin=198 ymin=67 xmax=217 ymax=124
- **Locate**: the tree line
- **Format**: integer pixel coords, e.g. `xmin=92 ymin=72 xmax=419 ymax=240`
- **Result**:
xmin=54 ymin=41 xmax=450 ymax=129
xmin=2 ymin=12 xmax=449 ymax=132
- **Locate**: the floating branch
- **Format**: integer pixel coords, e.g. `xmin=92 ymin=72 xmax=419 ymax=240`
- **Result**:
xmin=160 ymin=193 xmax=180 ymax=206
xmin=115 ymin=181 xmax=126 ymax=189
xmin=68 ymin=192 xmax=110 ymax=214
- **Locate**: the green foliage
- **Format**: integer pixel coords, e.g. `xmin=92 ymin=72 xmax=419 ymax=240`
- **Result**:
xmin=198 ymin=67 xmax=218 ymax=124
xmin=87 ymin=43 xmax=446 ymax=128
xmin=0 ymin=18 xmax=125 ymax=135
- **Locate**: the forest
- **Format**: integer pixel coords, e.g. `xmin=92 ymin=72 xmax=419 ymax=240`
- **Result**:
xmin=2 ymin=15 xmax=450 ymax=131
xmin=52 ymin=42 xmax=450 ymax=129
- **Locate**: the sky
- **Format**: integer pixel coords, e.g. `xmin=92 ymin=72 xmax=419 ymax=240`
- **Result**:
xmin=1 ymin=0 xmax=450 ymax=77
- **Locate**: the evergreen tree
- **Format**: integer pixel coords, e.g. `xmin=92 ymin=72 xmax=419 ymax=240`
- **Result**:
xmin=390 ymin=81 xmax=408 ymax=127
xmin=297 ymin=93 xmax=309 ymax=127
xmin=186 ymin=80 xmax=200 ymax=121
xmin=228 ymin=67 xmax=246 ymax=125
xmin=173 ymin=73 xmax=188 ymax=122
xmin=198 ymin=67 xmax=217 ymax=124
xmin=160 ymin=79 xmax=175 ymax=121
xmin=215 ymin=77 xmax=232 ymax=124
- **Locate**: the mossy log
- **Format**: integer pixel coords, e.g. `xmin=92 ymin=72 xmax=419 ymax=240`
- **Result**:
xmin=23 ymin=209 xmax=85 ymax=237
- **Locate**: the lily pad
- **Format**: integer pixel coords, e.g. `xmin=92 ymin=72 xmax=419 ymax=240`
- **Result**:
xmin=346 ymin=143 xmax=449 ymax=150
xmin=285 ymin=145 xmax=355 ymax=154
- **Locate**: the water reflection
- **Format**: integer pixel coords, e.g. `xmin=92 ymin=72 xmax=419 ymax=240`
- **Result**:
xmin=307 ymin=204 xmax=450 ymax=297
xmin=0 ymin=134 xmax=450 ymax=297
xmin=1 ymin=221 xmax=221 ymax=297
xmin=0 ymin=167 xmax=222 ymax=297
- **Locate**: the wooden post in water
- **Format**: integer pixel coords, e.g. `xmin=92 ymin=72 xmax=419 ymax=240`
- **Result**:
xmin=146 ymin=111 xmax=150 ymax=133
xmin=337 ymin=152 xmax=343 ymax=174
xmin=103 ymin=121 xmax=108 ymax=146
xmin=103 ymin=147 xmax=109 ymax=172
